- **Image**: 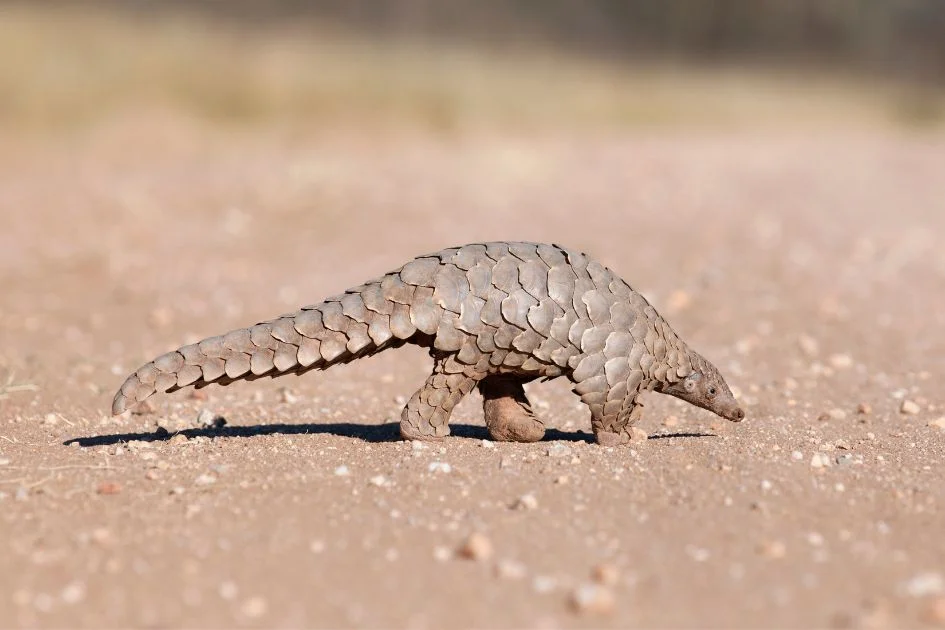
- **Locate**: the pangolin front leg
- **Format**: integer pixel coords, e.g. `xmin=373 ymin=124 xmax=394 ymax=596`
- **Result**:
xmin=590 ymin=397 xmax=644 ymax=446
xmin=479 ymin=375 xmax=545 ymax=443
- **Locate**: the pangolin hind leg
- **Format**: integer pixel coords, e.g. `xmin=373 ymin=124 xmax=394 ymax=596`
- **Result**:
xmin=399 ymin=357 xmax=479 ymax=441
xmin=478 ymin=375 xmax=546 ymax=443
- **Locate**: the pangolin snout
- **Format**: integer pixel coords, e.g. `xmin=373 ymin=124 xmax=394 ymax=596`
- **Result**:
xmin=728 ymin=407 xmax=745 ymax=422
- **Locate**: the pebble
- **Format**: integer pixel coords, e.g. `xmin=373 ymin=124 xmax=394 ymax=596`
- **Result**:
xmin=240 ymin=596 xmax=268 ymax=618
xmin=569 ymin=584 xmax=615 ymax=615
xmin=628 ymin=427 xmax=648 ymax=442
xmin=194 ymin=474 xmax=216 ymax=486
xmin=513 ymin=493 xmax=539 ymax=510
xmin=826 ymin=408 xmax=847 ymax=421
xmin=810 ymin=452 xmax=832 ymax=468
xmin=0 ymin=458 xmax=10 ymax=466
xmin=279 ymin=387 xmax=299 ymax=404
xmin=456 ymin=532 xmax=493 ymax=561
xmin=333 ymin=465 xmax=350 ymax=476
xmin=798 ymin=335 xmax=819 ymax=356
xmin=167 ymin=433 xmax=189 ymax=445
xmin=546 ymin=443 xmax=571 ymax=458
xmin=197 ymin=409 xmax=226 ymax=429
xmin=433 ymin=546 xmax=452 ymax=562
xmin=480 ymin=440 xmax=496 ymax=449
xmin=900 ymin=400 xmax=921 ymax=415
xmin=791 ymin=450 xmax=804 ymax=461
xmin=368 ymin=475 xmax=388 ymax=487
xmin=494 ymin=559 xmax=527 ymax=580
xmin=60 ymin=582 xmax=85 ymax=605
xmin=96 ymin=482 xmax=122 ymax=495
xmin=758 ymin=540 xmax=787 ymax=559
xmin=929 ymin=418 xmax=945 ymax=430
xmin=829 ymin=353 xmax=853 ymax=369
xmin=592 ymin=563 xmax=620 ymax=586
xmin=428 ymin=462 xmax=452 ymax=474
xmin=857 ymin=403 xmax=872 ymax=415
xmin=532 ymin=575 xmax=557 ymax=594
xmin=903 ymin=572 xmax=944 ymax=598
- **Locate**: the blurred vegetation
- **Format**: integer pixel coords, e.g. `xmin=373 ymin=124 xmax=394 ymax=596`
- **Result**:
xmin=1 ymin=1 xmax=943 ymax=133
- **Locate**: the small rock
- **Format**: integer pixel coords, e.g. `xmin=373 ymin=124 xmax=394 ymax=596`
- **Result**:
xmin=167 ymin=433 xmax=189 ymax=445
xmin=829 ymin=353 xmax=853 ymax=369
xmin=96 ymin=482 xmax=122 ymax=495
xmin=480 ymin=440 xmax=496 ymax=449
xmin=546 ymin=443 xmax=571 ymax=458
xmin=333 ymin=465 xmax=350 ymax=477
xmin=758 ymin=540 xmax=787 ymax=559
xmin=591 ymin=563 xmax=620 ymax=586
xmin=197 ymin=409 xmax=226 ymax=428
xmin=929 ymin=418 xmax=945 ymax=430
xmin=0 ymin=458 xmax=11 ymax=466
xmin=857 ymin=403 xmax=872 ymax=415
xmin=513 ymin=493 xmax=539 ymax=510
xmin=569 ymin=584 xmax=615 ymax=615
xmin=554 ymin=475 xmax=570 ymax=485
xmin=532 ymin=575 xmax=557 ymax=594
xmin=798 ymin=335 xmax=819 ymax=356
xmin=791 ymin=450 xmax=804 ymax=461
xmin=629 ymin=427 xmax=648 ymax=442
xmin=279 ymin=387 xmax=298 ymax=404
xmin=240 ymin=596 xmax=268 ymax=619
xmin=43 ymin=413 xmax=58 ymax=426
xmin=428 ymin=462 xmax=451 ymax=474
xmin=368 ymin=475 xmax=388 ymax=487
xmin=900 ymin=400 xmax=921 ymax=415
xmin=194 ymin=474 xmax=216 ymax=486
xmin=433 ymin=546 xmax=452 ymax=562
xmin=827 ymin=408 xmax=847 ymax=421
xmin=494 ymin=559 xmax=527 ymax=580
xmin=60 ymin=582 xmax=85 ymax=605
xmin=810 ymin=452 xmax=832 ymax=468
xmin=457 ymin=533 xmax=493 ymax=561
xmin=218 ymin=581 xmax=238 ymax=600
xmin=903 ymin=572 xmax=944 ymax=598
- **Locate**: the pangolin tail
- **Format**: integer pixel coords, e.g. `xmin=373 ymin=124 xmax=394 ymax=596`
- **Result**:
xmin=111 ymin=279 xmax=416 ymax=415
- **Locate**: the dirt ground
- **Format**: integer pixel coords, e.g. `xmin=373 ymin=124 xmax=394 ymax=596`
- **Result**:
xmin=1 ymin=115 xmax=944 ymax=628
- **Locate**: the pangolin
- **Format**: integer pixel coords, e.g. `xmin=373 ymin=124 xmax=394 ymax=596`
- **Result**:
xmin=113 ymin=242 xmax=744 ymax=444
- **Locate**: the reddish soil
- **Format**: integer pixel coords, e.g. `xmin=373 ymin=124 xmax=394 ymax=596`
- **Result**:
xmin=1 ymin=120 xmax=944 ymax=628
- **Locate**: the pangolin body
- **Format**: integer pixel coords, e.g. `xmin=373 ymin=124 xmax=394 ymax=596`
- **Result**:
xmin=113 ymin=242 xmax=744 ymax=444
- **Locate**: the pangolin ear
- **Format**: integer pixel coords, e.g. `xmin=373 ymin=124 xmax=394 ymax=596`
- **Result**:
xmin=684 ymin=372 xmax=701 ymax=393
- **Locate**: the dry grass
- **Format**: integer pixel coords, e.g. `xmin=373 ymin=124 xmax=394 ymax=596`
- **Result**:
xmin=0 ymin=4 xmax=942 ymax=133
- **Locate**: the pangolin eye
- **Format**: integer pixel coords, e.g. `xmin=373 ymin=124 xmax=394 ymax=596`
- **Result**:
xmin=707 ymin=386 xmax=717 ymax=396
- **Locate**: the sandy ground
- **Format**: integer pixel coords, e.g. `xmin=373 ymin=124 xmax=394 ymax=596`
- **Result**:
xmin=1 ymin=118 xmax=944 ymax=628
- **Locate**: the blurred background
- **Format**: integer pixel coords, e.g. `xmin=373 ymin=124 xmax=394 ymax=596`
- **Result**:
xmin=3 ymin=0 xmax=945 ymax=133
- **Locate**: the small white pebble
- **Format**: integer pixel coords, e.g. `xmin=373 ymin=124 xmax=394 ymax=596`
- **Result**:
xmin=494 ymin=559 xmax=527 ymax=580
xmin=240 ymin=596 xmax=268 ymax=619
xmin=368 ymin=475 xmax=388 ymax=487
xmin=333 ymin=465 xmax=350 ymax=476
xmin=569 ymin=584 xmax=615 ymax=615
xmin=532 ymin=575 xmax=557 ymax=594
xmin=194 ymin=473 xmax=216 ymax=486
xmin=810 ymin=452 xmax=832 ymax=468
xmin=60 ymin=582 xmax=85 ymax=605
xmin=791 ymin=450 xmax=804 ymax=461
xmin=902 ymin=572 xmax=944 ymax=598
xmin=428 ymin=462 xmax=451 ymax=474
xmin=900 ymin=400 xmax=921 ymax=415
xmin=807 ymin=532 xmax=824 ymax=546
xmin=433 ymin=546 xmax=452 ymax=562
xmin=513 ymin=493 xmax=539 ymax=510
xmin=457 ymin=532 xmax=493 ymax=561
xmin=829 ymin=354 xmax=853 ymax=369
xmin=480 ymin=440 xmax=496 ymax=449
